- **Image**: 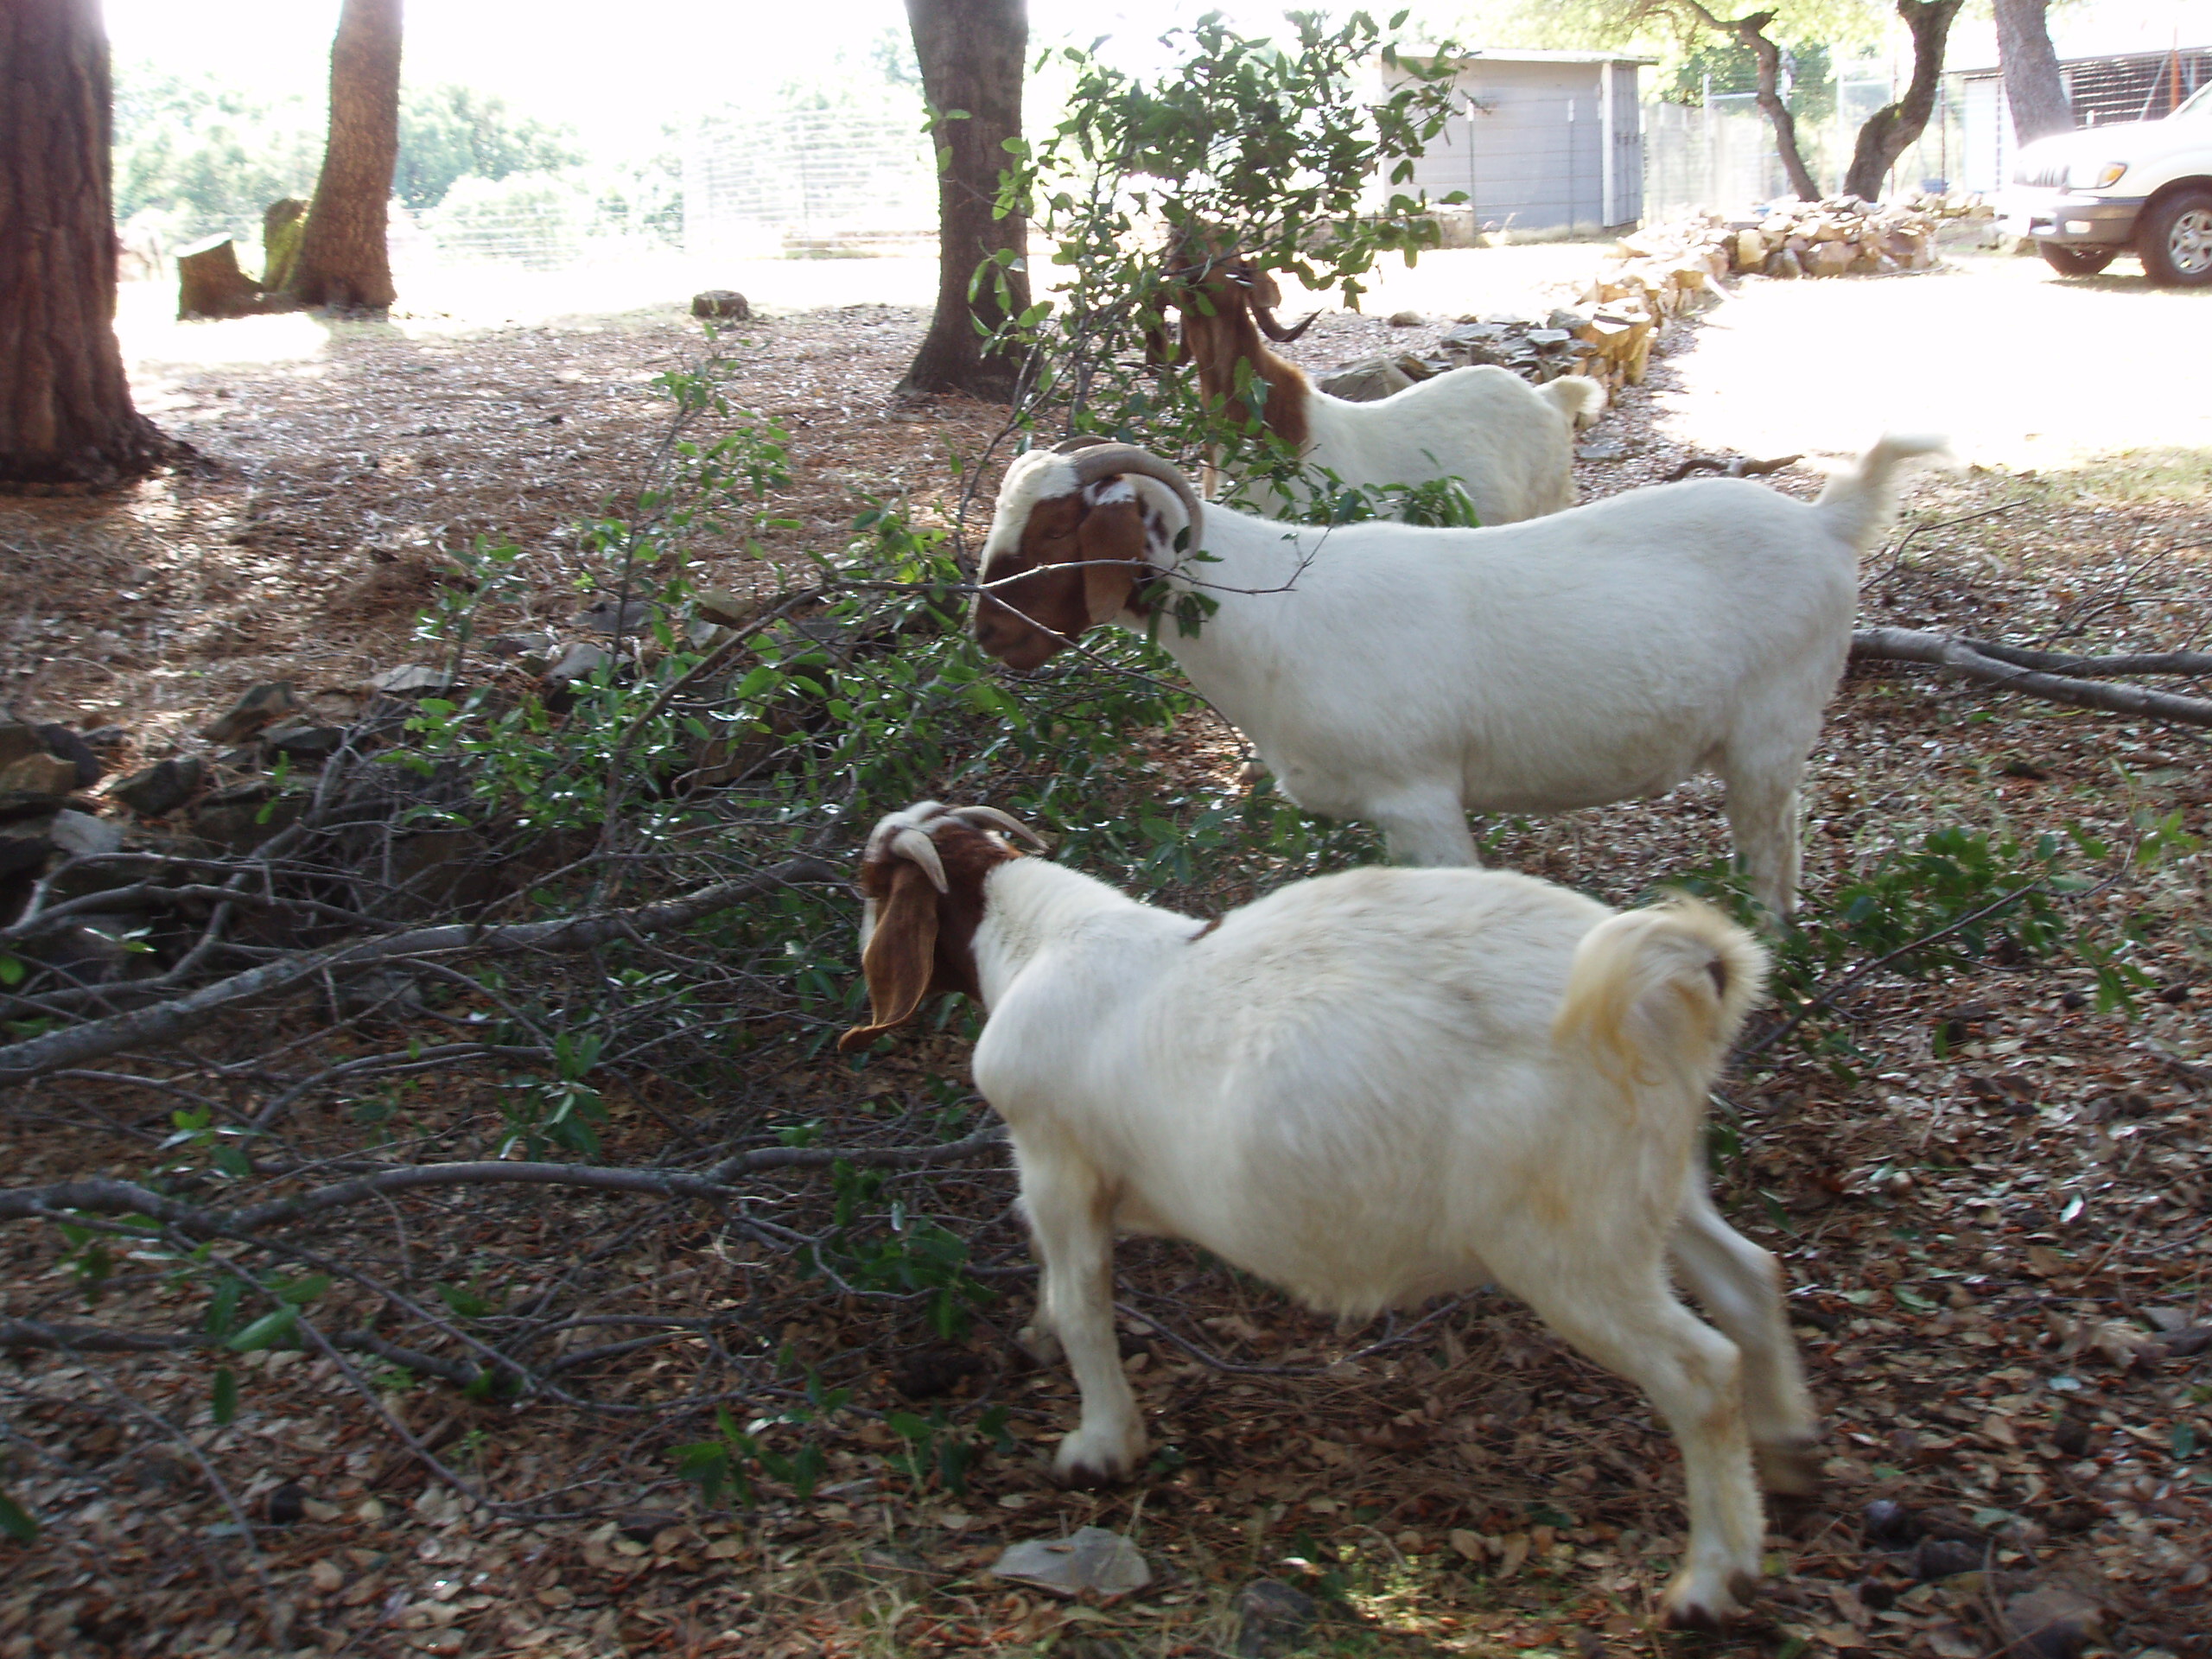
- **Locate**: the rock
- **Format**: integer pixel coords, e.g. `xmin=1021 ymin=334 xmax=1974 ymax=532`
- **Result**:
xmin=692 ymin=588 xmax=763 ymax=630
xmin=1385 ymin=309 xmax=1423 ymax=327
xmin=0 ymin=820 xmax=55 ymax=878
xmin=200 ymin=681 xmax=300 ymax=742
xmin=1525 ymin=328 xmax=1573 ymax=346
xmin=2142 ymin=1306 xmax=2190 ymax=1333
xmin=1808 ymin=240 xmax=1860 ymax=276
xmin=265 ymin=1482 xmax=308 ymax=1525
xmin=488 ymin=630 xmax=557 ymax=662
xmin=0 ymin=722 xmax=41 ymax=772
xmin=33 ymin=724 xmax=104 ymax=788
xmin=1316 ymin=356 xmax=1416 ymax=403
xmin=1768 ymin=247 xmax=1804 ymax=278
xmin=367 ymin=664 xmax=454 ymax=696
xmin=1999 ymin=1587 xmax=2101 ymax=1659
xmin=691 ymin=289 xmax=752 ymax=320
xmin=1736 ymin=228 xmax=1767 ymax=269
xmin=1576 ymin=437 xmax=1629 ymax=461
xmin=1234 ymin=1579 xmax=1319 ymax=1658
xmin=48 ymin=811 xmax=124 ymax=858
xmin=263 ymin=724 xmax=346 ymax=762
xmin=0 ymin=752 xmax=79 ymax=798
xmin=545 ymin=642 xmax=610 ymax=684
xmin=109 ymin=757 xmax=203 ymax=818
xmin=1862 ymin=1499 xmax=1923 ymax=1545
xmin=574 ymin=596 xmax=654 ymax=635
xmin=2160 ymin=1324 xmax=2210 ymax=1357
xmin=1546 ymin=308 xmax=1592 ymax=333
xmin=990 ymin=1527 xmax=1150 ymax=1599
xmin=1914 ymin=1536 xmax=1988 ymax=1580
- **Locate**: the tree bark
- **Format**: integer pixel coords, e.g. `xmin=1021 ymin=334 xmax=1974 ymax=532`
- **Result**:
xmin=285 ymin=0 xmax=403 ymax=313
xmin=897 ymin=0 xmax=1032 ymax=402
xmin=1673 ymin=6 xmax=1822 ymax=200
xmin=1842 ymin=0 xmax=1965 ymax=201
xmin=0 ymin=0 xmax=169 ymax=489
xmin=1994 ymin=0 xmax=2073 ymax=146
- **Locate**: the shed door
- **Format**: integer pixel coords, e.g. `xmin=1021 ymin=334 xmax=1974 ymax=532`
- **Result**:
xmin=1611 ymin=63 xmax=1644 ymax=226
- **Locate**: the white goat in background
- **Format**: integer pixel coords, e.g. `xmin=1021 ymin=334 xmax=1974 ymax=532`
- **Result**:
xmin=839 ymin=801 xmax=1818 ymax=1628
xmin=1156 ymin=242 xmax=1603 ymax=523
xmin=974 ymin=434 xmax=1946 ymax=919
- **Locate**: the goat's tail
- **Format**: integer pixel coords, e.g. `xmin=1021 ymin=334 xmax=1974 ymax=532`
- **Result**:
xmin=1552 ymin=899 xmax=1768 ymax=1116
xmin=1811 ymin=432 xmax=1951 ymax=551
xmin=1536 ymin=374 xmax=1606 ymax=427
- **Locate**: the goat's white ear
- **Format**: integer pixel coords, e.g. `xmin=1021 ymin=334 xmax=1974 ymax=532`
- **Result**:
xmin=840 ymin=860 xmax=941 ymax=1051
xmin=1077 ymin=493 xmax=1147 ymax=626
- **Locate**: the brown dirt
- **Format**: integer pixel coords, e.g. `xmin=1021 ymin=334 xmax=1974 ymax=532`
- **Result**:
xmin=2 ymin=259 xmax=2209 ymax=1659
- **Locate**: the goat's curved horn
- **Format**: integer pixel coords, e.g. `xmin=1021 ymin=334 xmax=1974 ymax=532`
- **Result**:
xmin=1062 ymin=443 xmax=1205 ymax=555
xmin=890 ymin=827 xmax=949 ymax=893
xmin=1249 ymin=286 xmax=1320 ymax=344
xmin=949 ymin=805 xmax=1049 ymax=849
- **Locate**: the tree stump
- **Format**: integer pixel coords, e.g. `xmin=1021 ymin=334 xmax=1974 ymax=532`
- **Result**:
xmin=175 ymin=236 xmax=266 ymax=320
xmin=261 ymin=199 xmax=308 ymax=292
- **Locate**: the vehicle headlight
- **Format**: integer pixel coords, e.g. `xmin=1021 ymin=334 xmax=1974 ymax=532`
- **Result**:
xmin=2068 ymin=160 xmax=2128 ymax=189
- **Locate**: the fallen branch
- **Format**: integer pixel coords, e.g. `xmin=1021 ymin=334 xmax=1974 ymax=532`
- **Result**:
xmin=1850 ymin=627 xmax=2212 ymax=727
xmin=1664 ymin=452 xmax=1802 ymax=481
xmin=0 ymin=855 xmax=845 ymax=1086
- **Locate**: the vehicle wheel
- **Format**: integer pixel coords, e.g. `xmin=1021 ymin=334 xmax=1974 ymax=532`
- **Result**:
xmin=2139 ymin=188 xmax=2212 ymax=287
xmin=2037 ymin=242 xmax=2117 ymax=276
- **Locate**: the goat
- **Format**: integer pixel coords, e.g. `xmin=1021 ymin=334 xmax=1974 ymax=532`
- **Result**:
xmin=1157 ymin=243 xmax=1603 ymax=524
xmin=839 ymin=800 xmax=1818 ymax=1628
xmin=973 ymin=435 xmax=1947 ymax=919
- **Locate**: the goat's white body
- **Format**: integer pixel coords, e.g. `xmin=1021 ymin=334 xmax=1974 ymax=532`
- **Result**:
xmin=961 ymin=853 xmax=1815 ymax=1624
xmin=1094 ymin=438 xmax=1941 ymax=912
xmin=1251 ymin=365 xmax=1598 ymax=524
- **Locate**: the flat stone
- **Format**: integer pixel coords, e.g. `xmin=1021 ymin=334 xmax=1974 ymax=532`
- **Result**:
xmin=1316 ymin=356 xmax=1416 ymax=403
xmin=692 ymin=588 xmax=763 ymax=629
xmin=545 ymin=641 xmax=611 ymax=684
xmin=368 ymin=664 xmax=454 ymax=696
xmin=1526 ymin=327 xmax=1573 ymax=346
xmin=0 ymin=819 xmax=55 ymax=878
xmin=2142 ymin=1306 xmax=2190 ymax=1332
xmin=574 ymin=596 xmax=654 ymax=635
xmin=1576 ymin=438 xmax=1630 ymax=461
xmin=200 ymin=681 xmax=300 ymax=742
xmin=990 ymin=1527 xmax=1150 ymax=1599
xmin=1385 ymin=308 xmax=1423 ymax=327
xmin=0 ymin=752 xmax=79 ymax=798
xmin=33 ymin=724 xmax=104 ymax=788
xmin=48 ymin=811 xmax=124 ymax=857
xmin=1235 ymin=1579 xmax=1319 ymax=1658
xmin=264 ymin=724 xmax=346 ymax=761
xmin=108 ymin=756 xmax=204 ymax=818
xmin=1999 ymin=1587 xmax=2101 ymax=1659
xmin=1546 ymin=308 xmax=1592 ymax=332
xmin=0 ymin=721 xmax=41 ymax=772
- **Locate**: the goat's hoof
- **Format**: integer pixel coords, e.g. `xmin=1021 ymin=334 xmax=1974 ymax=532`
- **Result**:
xmin=1015 ymin=1324 xmax=1062 ymax=1367
xmin=1757 ymin=1435 xmax=1825 ymax=1497
xmin=1050 ymin=1431 xmax=1144 ymax=1490
xmin=1659 ymin=1570 xmax=1756 ymax=1631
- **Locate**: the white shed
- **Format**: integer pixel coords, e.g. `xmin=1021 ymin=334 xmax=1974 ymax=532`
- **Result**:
xmin=1386 ymin=51 xmax=1654 ymax=233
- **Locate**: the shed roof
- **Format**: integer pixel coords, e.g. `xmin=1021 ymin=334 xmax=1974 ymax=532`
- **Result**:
xmin=1389 ymin=48 xmax=1660 ymax=68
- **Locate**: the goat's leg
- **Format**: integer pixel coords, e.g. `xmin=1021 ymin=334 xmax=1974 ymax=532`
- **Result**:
xmin=1718 ymin=749 xmax=1806 ymax=924
xmin=1669 ymin=1180 xmax=1821 ymax=1495
xmin=1020 ymin=1155 xmax=1146 ymax=1485
xmin=1370 ymin=785 xmax=1481 ymax=868
xmin=1512 ymin=1270 xmax=1764 ymax=1627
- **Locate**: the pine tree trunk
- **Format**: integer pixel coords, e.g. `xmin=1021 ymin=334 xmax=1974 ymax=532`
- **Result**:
xmin=1731 ymin=12 xmax=1822 ymax=201
xmin=1842 ymin=0 xmax=1965 ymax=201
xmin=897 ymin=0 xmax=1032 ymax=403
xmin=1994 ymin=0 xmax=2073 ymax=145
xmin=0 ymin=0 xmax=168 ymax=489
xmin=285 ymin=0 xmax=403 ymax=313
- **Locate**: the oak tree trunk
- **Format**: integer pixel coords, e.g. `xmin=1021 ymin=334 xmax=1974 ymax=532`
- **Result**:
xmin=1731 ymin=11 xmax=1822 ymax=201
xmin=898 ymin=0 xmax=1032 ymax=402
xmin=0 ymin=0 xmax=168 ymax=489
xmin=1993 ymin=0 xmax=2073 ymax=145
xmin=286 ymin=0 xmax=403 ymax=313
xmin=1842 ymin=0 xmax=1965 ymax=201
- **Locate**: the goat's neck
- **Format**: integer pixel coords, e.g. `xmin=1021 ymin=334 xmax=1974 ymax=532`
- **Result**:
xmin=972 ymin=857 xmax=1192 ymax=1010
xmin=1187 ymin=308 xmax=1310 ymax=451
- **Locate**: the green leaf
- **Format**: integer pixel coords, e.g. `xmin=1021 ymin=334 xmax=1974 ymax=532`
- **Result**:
xmin=0 ymin=1489 xmax=36 ymax=1545
xmin=213 ymin=1366 xmax=239 ymax=1426
xmin=226 ymin=1306 xmax=300 ymax=1352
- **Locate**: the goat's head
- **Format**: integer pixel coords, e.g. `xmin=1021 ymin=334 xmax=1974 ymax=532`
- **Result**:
xmin=972 ymin=441 xmax=1204 ymax=671
xmin=839 ymin=802 xmax=1049 ymax=1051
xmin=1157 ymin=232 xmax=1319 ymax=357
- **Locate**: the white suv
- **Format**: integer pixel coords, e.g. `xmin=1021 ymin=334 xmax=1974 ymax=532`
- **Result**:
xmin=2002 ymin=81 xmax=2212 ymax=286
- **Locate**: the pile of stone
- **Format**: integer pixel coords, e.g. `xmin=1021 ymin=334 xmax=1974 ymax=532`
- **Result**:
xmin=1319 ymin=308 xmax=1624 ymax=403
xmin=1709 ymin=197 xmax=1942 ymax=279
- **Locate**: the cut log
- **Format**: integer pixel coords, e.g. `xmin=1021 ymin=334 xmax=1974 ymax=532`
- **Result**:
xmin=175 ymin=236 xmax=266 ymax=321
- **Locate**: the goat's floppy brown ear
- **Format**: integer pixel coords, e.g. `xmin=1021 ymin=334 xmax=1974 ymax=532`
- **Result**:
xmin=839 ymin=860 xmax=941 ymax=1051
xmin=1076 ymin=493 xmax=1147 ymax=625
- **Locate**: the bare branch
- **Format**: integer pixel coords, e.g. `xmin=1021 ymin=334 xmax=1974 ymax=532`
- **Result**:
xmin=1851 ymin=627 xmax=2212 ymax=727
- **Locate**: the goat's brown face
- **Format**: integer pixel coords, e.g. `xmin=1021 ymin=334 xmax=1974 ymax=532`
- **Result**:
xmin=974 ymin=486 xmax=1152 ymax=671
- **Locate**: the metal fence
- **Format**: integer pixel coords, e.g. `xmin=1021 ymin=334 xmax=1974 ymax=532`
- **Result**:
xmin=681 ymin=105 xmax=938 ymax=260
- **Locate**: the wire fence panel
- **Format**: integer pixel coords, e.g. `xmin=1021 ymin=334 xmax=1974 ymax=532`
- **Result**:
xmin=683 ymin=106 xmax=938 ymax=260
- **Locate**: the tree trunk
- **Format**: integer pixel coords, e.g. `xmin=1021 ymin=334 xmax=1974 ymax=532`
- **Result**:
xmin=0 ymin=0 xmax=169 ymax=489
xmin=1842 ymin=0 xmax=1965 ymax=201
xmin=897 ymin=0 xmax=1032 ymax=402
xmin=1994 ymin=0 xmax=2073 ymax=145
xmin=1730 ymin=11 xmax=1822 ymax=201
xmin=285 ymin=0 xmax=403 ymax=313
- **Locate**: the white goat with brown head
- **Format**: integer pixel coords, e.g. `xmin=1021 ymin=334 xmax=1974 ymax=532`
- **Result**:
xmin=840 ymin=799 xmax=1818 ymax=1628
xmin=1155 ymin=235 xmax=1602 ymax=524
xmin=974 ymin=434 xmax=1946 ymax=920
